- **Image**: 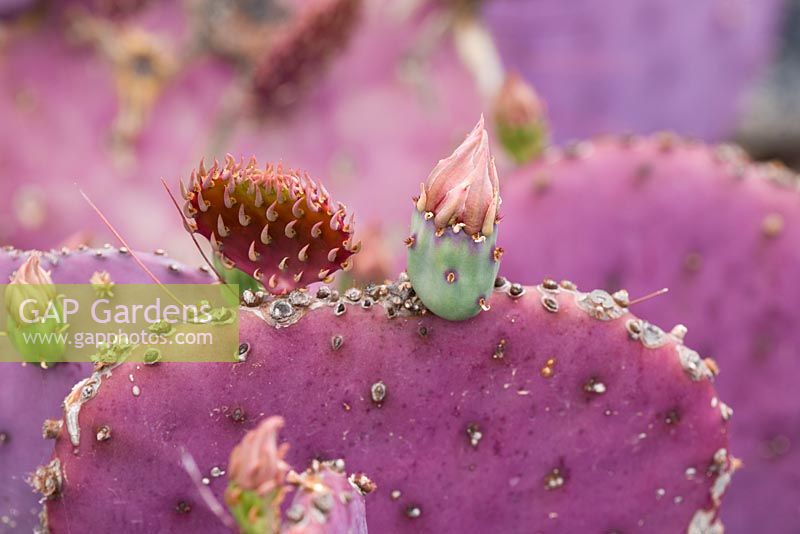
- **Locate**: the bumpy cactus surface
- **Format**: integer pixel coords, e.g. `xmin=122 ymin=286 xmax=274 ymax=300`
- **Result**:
xmin=498 ymin=135 xmax=800 ymax=533
xmin=0 ymin=246 xmax=213 ymax=531
xmin=41 ymin=275 xmax=733 ymax=532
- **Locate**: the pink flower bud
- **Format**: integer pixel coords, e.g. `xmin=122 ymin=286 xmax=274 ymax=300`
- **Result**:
xmin=416 ymin=116 xmax=500 ymax=236
xmin=6 ymin=252 xmax=57 ymax=326
xmin=494 ymin=72 xmax=546 ymax=129
xmin=9 ymin=252 xmax=52 ymax=286
xmin=227 ymin=416 xmax=290 ymax=495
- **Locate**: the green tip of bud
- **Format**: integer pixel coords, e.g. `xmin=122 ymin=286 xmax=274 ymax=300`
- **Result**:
xmin=494 ymin=72 xmax=549 ymax=164
xmin=407 ymin=211 xmax=500 ymax=321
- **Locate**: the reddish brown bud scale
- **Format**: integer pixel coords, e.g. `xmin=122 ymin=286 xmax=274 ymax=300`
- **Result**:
xmin=184 ymin=156 xmax=357 ymax=294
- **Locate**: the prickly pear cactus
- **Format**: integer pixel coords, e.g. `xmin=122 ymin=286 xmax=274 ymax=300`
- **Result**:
xmin=226 ymin=1 xmax=483 ymax=252
xmin=0 ymin=246 xmax=213 ymax=531
xmin=42 ymin=276 xmax=733 ymax=532
xmin=498 ymin=135 xmax=800 ymax=533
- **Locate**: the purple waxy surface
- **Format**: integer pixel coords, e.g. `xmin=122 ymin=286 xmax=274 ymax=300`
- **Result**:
xmin=482 ymin=0 xmax=784 ymax=142
xmin=45 ymin=279 xmax=731 ymax=532
xmin=0 ymin=246 xmax=214 ymax=530
xmin=498 ymin=135 xmax=800 ymax=533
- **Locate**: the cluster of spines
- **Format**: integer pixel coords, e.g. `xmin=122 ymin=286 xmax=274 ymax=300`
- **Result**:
xmin=182 ymin=155 xmax=359 ymax=294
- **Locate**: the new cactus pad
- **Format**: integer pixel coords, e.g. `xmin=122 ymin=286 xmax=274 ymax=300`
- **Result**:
xmin=498 ymin=135 xmax=800 ymax=532
xmin=0 ymin=246 xmax=213 ymax=530
xmin=183 ymin=155 xmax=359 ymax=294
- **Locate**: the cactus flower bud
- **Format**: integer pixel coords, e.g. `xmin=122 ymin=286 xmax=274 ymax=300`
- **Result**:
xmin=494 ymin=72 xmax=548 ymax=163
xmin=228 ymin=416 xmax=290 ymax=496
xmin=6 ymin=252 xmax=56 ymax=326
xmin=225 ymin=416 xmax=290 ymax=534
xmin=407 ymin=117 xmax=502 ymax=321
xmin=416 ymin=115 xmax=500 ymax=237
xmin=4 ymin=252 xmax=66 ymax=363
xmin=8 ymin=252 xmax=53 ymax=285
xmin=6 ymin=252 xmax=54 ymax=321
xmin=225 ymin=416 xmax=370 ymax=533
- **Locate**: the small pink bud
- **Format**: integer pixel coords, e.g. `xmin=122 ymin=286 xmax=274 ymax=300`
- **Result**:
xmin=6 ymin=252 xmax=57 ymax=326
xmin=494 ymin=72 xmax=545 ymax=128
xmin=416 ymin=116 xmax=500 ymax=236
xmin=9 ymin=252 xmax=53 ymax=286
xmin=227 ymin=416 xmax=290 ymax=495
xmin=493 ymin=72 xmax=549 ymax=163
